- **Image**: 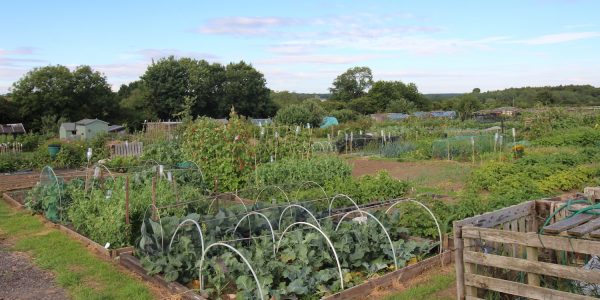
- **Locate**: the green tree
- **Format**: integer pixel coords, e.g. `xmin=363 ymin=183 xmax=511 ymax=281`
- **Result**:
xmin=11 ymin=65 xmax=117 ymax=131
xmin=386 ymin=98 xmax=416 ymax=113
xmin=0 ymin=95 xmax=19 ymax=123
xmin=535 ymin=90 xmax=558 ymax=106
xmin=220 ymin=61 xmax=276 ymax=118
xmin=117 ymin=81 xmax=154 ymax=130
xmin=274 ymin=99 xmax=325 ymax=126
xmin=347 ymin=96 xmax=378 ymax=114
xmin=453 ymin=94 xmax=482 ymax=121
xmin=141 ymin=58 xmax=274 ymax=119
xmin=141 ymin=56 xmax=190 ymax=119
xmin=329 ymin=66 xmax=373 ymax=101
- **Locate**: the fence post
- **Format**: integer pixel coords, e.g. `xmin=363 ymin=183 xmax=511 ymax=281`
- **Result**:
xmin=125 ymin=176 xmax=130 ymax=225
xmin=454 ymin=222 xmax=466 ymax=300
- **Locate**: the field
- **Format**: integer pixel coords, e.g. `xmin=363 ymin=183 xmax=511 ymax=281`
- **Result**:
xmin=2 ymin=108 xmax=600 ymax=299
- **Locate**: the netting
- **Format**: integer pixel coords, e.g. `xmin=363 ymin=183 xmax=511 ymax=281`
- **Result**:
xmin=431 ymin=134 xmax=529 ymax=161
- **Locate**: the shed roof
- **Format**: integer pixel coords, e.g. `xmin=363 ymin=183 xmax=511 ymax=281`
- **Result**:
xmin=0 ymin=123 xmax=26 ymax=134
xmin=108 ymin=125 xmax=125 ymax=132
xmin=76 ymin=118 xmax=108 ymax=126
xmin=61 ymin=122 xmax=76 ymax=131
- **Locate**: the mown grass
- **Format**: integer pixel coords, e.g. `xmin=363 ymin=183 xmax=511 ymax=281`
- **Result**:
xmin=0 ymin=200 xmax=155 ymax=300
xmin=383 ymin=270 xmax=455 ymax=300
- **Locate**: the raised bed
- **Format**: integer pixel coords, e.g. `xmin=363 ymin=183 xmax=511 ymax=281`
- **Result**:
xmin=2 ymin=191 xmax=132 ymax=259
xmin=324 ymin=250 xmax=453 ymax=299
xmin=119 ymin=253 xmax=206 ymax=300
xmin=453 ymin=194 xmax=600 ymax=300
xmin=119 ymin=248 xmax=453 ymax=300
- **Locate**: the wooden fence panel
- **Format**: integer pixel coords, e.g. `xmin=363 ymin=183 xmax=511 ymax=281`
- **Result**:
xmin=111 ymin=142 xmax=143 ymax=158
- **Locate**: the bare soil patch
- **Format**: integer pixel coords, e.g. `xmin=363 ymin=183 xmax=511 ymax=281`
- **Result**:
xmin=349 ymin=158 xmax=472 ymax=194
xmin=0 ymin=243 xmax=69 ymax=300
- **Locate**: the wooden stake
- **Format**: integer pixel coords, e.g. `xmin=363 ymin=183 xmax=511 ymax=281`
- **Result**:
xmin=125 ymin=176 xmax=130 ymax=225
xmin=172 ymin=173 xmax=179 ymax=203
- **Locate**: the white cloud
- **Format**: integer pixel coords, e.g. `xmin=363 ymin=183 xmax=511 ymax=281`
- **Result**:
xmin=259 ymin=54 xmax=385 ymax=65
xmin=508 ymin=32 xmax=600 ymax=45
xmin=198 ymin=17 xmax=300 ymax=36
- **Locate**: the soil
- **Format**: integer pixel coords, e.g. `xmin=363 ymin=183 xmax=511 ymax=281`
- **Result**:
xmin=349 ymin=157 xmax=470 ymax=195
xmin=0 ymin=240 xmax=69 ymax=300
xmin=0 ymin=169 xmax=86 ymax=193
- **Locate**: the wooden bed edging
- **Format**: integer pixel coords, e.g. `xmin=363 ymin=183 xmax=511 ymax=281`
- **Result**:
xmin=119 ymin=253 xmax=206 ymax=300
xmin=323 ymin=250 xmax=454 ymax=300
xmin=2 ymin=191 xmax=131 ymax=259
xmin=2 ymin=192 xmax=23 ymax=208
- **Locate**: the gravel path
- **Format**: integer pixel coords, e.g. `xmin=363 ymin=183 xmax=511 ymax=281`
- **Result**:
xmin=0 ymin=243 xmax=69 ymax=300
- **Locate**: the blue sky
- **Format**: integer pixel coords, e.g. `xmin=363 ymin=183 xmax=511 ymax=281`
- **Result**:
xmin=1 ymin=0 xmax=599 ymax=94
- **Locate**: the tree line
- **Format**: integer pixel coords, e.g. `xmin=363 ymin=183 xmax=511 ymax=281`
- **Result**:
xmin=3 ymin=58 xmax=600 ymax=132
xmin=0 ymin=56 xmax=274 ymax=132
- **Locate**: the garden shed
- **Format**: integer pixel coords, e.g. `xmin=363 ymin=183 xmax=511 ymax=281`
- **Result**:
xmin=60 ymin=118 xmax=109 ymax=141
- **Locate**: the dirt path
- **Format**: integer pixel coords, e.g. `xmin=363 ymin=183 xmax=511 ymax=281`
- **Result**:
xmin=0 ymin=241 xmax=69 ymax=300
xmin=0 ymin=169 xmax=86 ymax=192
xmin=349 ymin=158 xmax=472 ymax=195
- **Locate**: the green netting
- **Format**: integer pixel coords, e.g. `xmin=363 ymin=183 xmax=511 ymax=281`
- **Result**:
xmin=431 ymin=134 xmax=527 ymax=161
xmin=33 ymin=166 xmax=64 ymax=222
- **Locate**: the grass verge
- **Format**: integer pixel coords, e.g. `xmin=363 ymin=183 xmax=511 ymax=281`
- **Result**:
xmin=382 ymin=269 xmax=455 ymax=300
xmin=0 ymin=200 xmax=155 ymax=300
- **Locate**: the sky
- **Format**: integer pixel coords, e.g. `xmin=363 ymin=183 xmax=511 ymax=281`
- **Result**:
xmin=1 ymin=0 xmax=599 ymax=94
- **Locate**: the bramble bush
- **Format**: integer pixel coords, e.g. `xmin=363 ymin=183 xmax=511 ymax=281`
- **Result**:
xmin=182 ymin=110 xmax=255 ymax=192
xmin=255 ymin=155 xmax=351 ymax=186
xmin=324 ymin=171 xmax=410 ymax=205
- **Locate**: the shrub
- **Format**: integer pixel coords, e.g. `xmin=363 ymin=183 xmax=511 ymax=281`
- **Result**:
xmin=329 ymin=109 xmax=359 ymax=123
xmin=325 ymin=171 xmax=410 ymax=205
xmin=182 ymin=110 xmax=255 ymax=192
xmin=274 ymin=100 xmax=325 ymax=127
xmin=142 ymin=140 xmax=183 ymax=165
xmin=534 ymin=127 xmax=600 ymax=147
xmin=255 ymin=155 xmax=351 ymax=186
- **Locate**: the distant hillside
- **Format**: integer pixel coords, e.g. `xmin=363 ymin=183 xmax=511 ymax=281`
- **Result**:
xmin=474 ymin=85 xmax=600 ymax=108
xmin=425 ymin=93 xmax=462 ymax=101
xmin=270 ymin=91 xmax=331 ymax=107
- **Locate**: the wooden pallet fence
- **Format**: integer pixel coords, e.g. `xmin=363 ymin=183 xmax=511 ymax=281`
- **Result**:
xmin=110 ymin=141 xmax=143 ymax=158
xmin=0 ymin=143 xmax=22 ymax=154
xmin=454 ymin=197 xmax=600 ymax=300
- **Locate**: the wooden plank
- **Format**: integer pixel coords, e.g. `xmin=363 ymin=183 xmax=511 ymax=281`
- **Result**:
xmin=119 ymin=253 xmax=206 ymax=300
xmin=2 ymin=192 xmax=23 ymax=208
xmin=543 ymin=214 xmax=596 ymax=234
xmin=465 ymin=273 xmax=596 ymax=300
xmin=56 ymin=224 xmax=111 ymax=257
xmin=465 ymin=297 xmax=486 ymax=300
xmin=462 ymin=226 xmax=600 ymax=256
xmin=590 ymin=228 xmax=600 ymax=239
xmin=454 ymin=201 xmax=534 ymax=234
xmin=568 ymin=217 xmax=600 ymax=237
xmin=463 ymin=238 xmax=479 ymax=298
xmin=526 ymin=246 xmax=540 ymax=286
xmin=454 ymin=223 xmax=466 ymax=300
xmin=464 ymin=251 xmax=600 ymax=284
xmin=324 ymin=250 xmax=454 ymax=299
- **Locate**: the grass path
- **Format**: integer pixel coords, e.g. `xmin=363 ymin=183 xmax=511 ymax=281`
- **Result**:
xmin=0 ymin=200 xmax=157 ymax=300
